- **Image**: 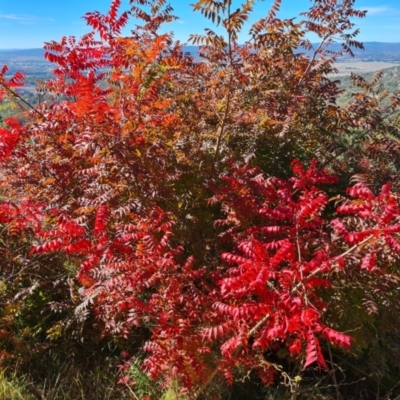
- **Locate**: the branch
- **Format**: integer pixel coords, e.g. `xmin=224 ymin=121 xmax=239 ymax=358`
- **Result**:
xmin=297 ymin=33 xmax=331 ymax=87
xmin=212 ymin=71 xmax=233 ymax=172
xmin=191 ymin=313 xmax=270 ymax=400
xmin=0 ymin=80 xmax=46 ymax=120
xmin=292 ymin=234 xmax=375 ymax=294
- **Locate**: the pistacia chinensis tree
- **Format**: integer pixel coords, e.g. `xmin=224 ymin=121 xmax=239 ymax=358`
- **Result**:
xmin=1 ymin=0 xmax=400 ymax=398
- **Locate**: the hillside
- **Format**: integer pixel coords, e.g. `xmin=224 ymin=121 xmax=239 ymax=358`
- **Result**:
xmin=2 ymin=45 xmax=400 ymax=113
xmin=337 ymin=65 xmax=400 ymax=106
xmin=2 ymin=42 xmax=400 ymax=76
xmin=321 ymin=42 xmax=400 ymax=61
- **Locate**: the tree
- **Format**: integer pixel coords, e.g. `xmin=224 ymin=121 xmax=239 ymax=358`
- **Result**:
xmin=1 ymin=0 xmax=400 ymax=398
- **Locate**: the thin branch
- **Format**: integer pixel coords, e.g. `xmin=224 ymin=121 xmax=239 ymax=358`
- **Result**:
xmin=211 ymin=0 xmax=237 ymax=171
xmin=212 ymin=72 xmax=233 ymax=170
xmin=327 ymin=341 xmax=341 ymax=400
xmin=0 ymin=80 xmax=46 ymax=120
xmin=292 ymin=235 xmax=375 ymax=294
xmin=296 ymin=224 xmax=302 ymax=263
xmin=297 ymin=34 xmax=330 ymax=87
xmin=338 ymin=234 xmax=374 ymax=259
xmin=191 ymin=313 xmax=270 ymax=400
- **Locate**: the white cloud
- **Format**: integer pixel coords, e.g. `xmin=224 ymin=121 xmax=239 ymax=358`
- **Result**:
xmin=364 ymin=6 xmax=394 ymax=15
xmin=0 ymin=13 xmax=55 ymax=23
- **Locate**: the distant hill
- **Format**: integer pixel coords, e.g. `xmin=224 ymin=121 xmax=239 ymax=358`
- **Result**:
xmin=2 ymin=42 xmax=400 ymax=65
xmin=337 ymin=65 xmax=400 ymax=106
xmin=0 ymin=48 xmax=45 ymax=59
xmin=314 ymin=42 xmax=400 ymax=61
xmin=0 ymin=48 xmax=50 ymax=76
xmin=0 ymin=47 xmax=201 ymax=76
xmin=2 ymin=44 xmax=400 ymax=105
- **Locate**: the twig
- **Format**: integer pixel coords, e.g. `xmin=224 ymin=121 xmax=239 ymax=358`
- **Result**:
xmin=327 ymin=342 xmax=341 ymax=400
xmin=0 ymin=80 xmax=46 ymax=120
xmin=297 ymin=34 xmax=330 ymax=87
xmin=191 ymin=313 xmax=270 ymax=400
xmin=292 ymin=235 xmax=374 ymax=294
xmin=212 ymin=73 xmax=233 ymax=171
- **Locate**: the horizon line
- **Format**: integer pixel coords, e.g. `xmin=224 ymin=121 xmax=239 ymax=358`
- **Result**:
xmin=2 ymin=41 xmax=400 ymax=51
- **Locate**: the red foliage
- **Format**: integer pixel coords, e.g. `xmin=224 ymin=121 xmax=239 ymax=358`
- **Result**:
xmin=1 ymin=0 xmax=400 ymax=395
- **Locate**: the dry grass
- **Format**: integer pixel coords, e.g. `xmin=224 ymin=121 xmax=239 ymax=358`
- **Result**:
xmin=331 ymin=61 xmax=400 ymax=76
xmin=0 ymin=370 xmax=36 ymax=400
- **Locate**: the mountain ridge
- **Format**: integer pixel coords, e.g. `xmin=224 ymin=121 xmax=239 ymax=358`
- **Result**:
xmin=2 ymin=43 xmax=400 ymax=79
xmin=2 ymin=42 xmax=400 ymax=57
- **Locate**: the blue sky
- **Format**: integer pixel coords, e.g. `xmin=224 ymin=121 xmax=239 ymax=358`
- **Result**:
xmin=1 ymin=0 xmax=400 ymax=49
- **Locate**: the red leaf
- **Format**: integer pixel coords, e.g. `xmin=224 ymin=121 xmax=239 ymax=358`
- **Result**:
xmin=347 ymin=183 xmax=375 ymax=200
xmin=360 ymin=251 xmax=376 ymax=272
xmin=289 ymin=339 xmax=302 ymax=356
xmin=322 ymin=327 xmax=351 ymax=350
xmin=304 ymin=331 xmax=327 ymax=370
